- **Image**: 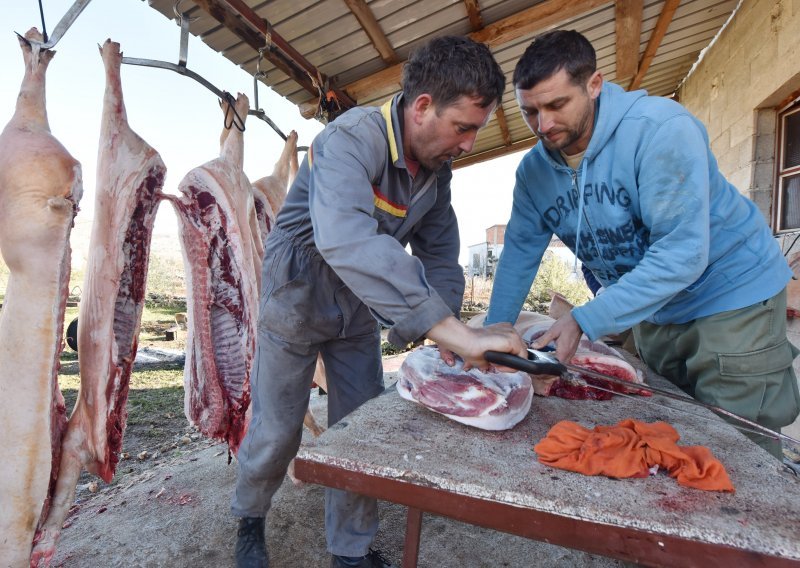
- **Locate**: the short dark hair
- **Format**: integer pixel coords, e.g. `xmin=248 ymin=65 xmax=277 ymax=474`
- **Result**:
xmin=402 ymin=36 xmax=505 ymax=109
xmin=513 ymin=30 xmax=596 ymax=90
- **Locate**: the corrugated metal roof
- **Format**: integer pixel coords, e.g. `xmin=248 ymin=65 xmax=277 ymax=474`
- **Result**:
xmin=146 ymin=0 xmax=737 ymax=167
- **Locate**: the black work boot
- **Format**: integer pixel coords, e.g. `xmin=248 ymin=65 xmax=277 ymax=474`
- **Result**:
xmin=235 ymin=517 xmax=269 ymax=568
xmin=330 ymin=548 xmax=393 ymax=568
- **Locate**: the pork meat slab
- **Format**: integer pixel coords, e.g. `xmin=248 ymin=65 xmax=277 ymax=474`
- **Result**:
xmin=397 ymin=346 xmax=533 ymax=430
xmin=30 ymin=39 xmax=166 ymax=566
xmin=0 ymin=29 xmax=82 ymax=568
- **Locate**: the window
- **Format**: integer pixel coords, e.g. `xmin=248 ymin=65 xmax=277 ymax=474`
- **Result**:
xmin=775 ymin=99 xmax=800 ymax=232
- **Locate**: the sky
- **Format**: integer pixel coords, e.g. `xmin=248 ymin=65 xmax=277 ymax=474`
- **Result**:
xmin=0 ymin=0 xmax=526 ymax=266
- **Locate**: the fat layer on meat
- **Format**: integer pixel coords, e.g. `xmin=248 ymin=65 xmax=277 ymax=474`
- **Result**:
xmin=0 ymin=29 xmax=82 ymax=568
xmin=30 ymin=39 xmax=166 ymax=566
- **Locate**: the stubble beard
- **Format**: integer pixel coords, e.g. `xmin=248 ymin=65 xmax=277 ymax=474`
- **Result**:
xmin=537 ymin=100 xmax=595 ymax=153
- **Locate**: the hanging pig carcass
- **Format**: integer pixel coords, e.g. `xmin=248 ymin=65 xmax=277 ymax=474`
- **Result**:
xmin=165 ymin=93 xmax=259 ymax=454
xmin=0 ymin=29 xmax=82 ymax=568
xmin=30 ymin=39 xmax=166 ymax=565
xmin=250 ymin=129 xmax=299 ymax=291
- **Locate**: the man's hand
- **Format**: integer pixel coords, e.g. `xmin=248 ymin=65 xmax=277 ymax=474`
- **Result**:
xmin=426 ymin=316 xmax=526 ymax=370
xmin=531 ymin=311 xmax=583 ymax=363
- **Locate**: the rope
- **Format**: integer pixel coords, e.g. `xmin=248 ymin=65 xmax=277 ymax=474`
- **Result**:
xmin=222 ymin=92 xmax=245 ymax=132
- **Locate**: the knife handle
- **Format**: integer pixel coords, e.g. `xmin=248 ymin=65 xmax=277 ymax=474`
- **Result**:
xmin=484 ymin=351 xmax=565 ymax=375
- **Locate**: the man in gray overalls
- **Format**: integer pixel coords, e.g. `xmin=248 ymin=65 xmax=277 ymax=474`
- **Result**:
xmin=232 ymin=36 xmax=527 ymax=568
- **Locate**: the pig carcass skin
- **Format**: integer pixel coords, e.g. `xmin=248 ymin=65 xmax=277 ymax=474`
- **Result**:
xmin=251 ymin=130 xmax=298 ymax=245
xmin=0 ymin=29 xmax=82 ymax=568
xmin=250 ymin=129 xmax=299 ymax=292
xmin=165 ymin=93 xmax=258 ymax=454
xmin=30 ymin=39 xmax=166 ymax=566
xmin=397 ymin=346 xmax=533 ymax=430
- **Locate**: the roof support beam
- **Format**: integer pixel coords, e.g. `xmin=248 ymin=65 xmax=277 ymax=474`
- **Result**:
xmin=615 ymin=0 xmax=643 ymax=82
xmin=343 ymin=0 xmax=399 ymax=64
xmin=628 ymin=0 xmax=680 ymax=91
xmin=342 ymin=0 xmax=610 ymax=102
xmin=463 ymin=0 xmax=484 ymax=31
xmin=191 ymin=0 xmax=356 ymax=108
xmin=470 ymin=0 xmax=608 ymax=47
xmin=453 ymin=138 xmax=537 ymax=170
xmin=495 ymin=106 xmax=512 ymax=147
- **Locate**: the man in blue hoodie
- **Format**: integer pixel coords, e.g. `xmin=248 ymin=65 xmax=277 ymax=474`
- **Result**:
xmin=486 ymin=29 xmax=800 ymax=459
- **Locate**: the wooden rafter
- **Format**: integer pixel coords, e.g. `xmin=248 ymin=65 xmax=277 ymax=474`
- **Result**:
xmin=343 ymin=0 xmax=399 ymax=64
xmin=191 ymin=0 xmax=356 ymax=108
xmin=495 ymin=106 xmax=512 ymax=147
xmin=628 ymin=0 xmax=681 ymax=91
xmin=341 ymin=0 xmax=609 ymax=103
xmin=615 ymin=0 xmax=643 ymax=81
xmin=463 ymin=0 xmax=483 ymax=31
xmin=470 ymin=0 xmax=608 ymax=47
xmin=453 ymin=138 xmax=537 ymax=169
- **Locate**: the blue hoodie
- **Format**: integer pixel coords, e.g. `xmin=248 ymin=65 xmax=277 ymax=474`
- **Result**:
xmin=486 ymin=81 xmax=791 ymax=341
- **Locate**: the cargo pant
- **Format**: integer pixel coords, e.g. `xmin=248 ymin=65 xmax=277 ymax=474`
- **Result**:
xmin=633 ymin=288 xmax=800 ymax=459
xmin=231 ymin=227 xmax=385 ymax=557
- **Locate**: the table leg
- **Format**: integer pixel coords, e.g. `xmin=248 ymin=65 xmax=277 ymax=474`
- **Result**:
xmin=402 ymin=506 xmax=423 ymax=568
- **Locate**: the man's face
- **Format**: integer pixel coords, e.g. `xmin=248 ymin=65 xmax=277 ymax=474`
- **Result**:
xmin=408 ymin=95 xmax=496 ymax=170
xmin=515 ymin=69 xmax=602 ymax=155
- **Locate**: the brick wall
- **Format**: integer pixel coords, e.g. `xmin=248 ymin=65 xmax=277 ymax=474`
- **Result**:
xmin=677 ymin=0 xmax=800 ymax=227
xmin=486 ymin=224 xmax=506 ymax=245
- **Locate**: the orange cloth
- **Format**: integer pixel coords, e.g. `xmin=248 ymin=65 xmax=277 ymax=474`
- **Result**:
xmin=534 ymin=419 xmax=734 ymax=492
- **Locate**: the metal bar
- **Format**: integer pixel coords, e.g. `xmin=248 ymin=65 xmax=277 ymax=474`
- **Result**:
xmin=120 ymin=57 xmax=225 ymax=99
xmin=178 ymin=11 xmax=190 ymax=67
xmin=514 ymin=348 xmax=800 ymax=446
xmin=574 ymin=381 xmax=783 ymax=441
xmin=247 ymin=109 xmax=287 ymax=141
xmin=558 ymin=358 xmax=800 ymax=446
xmin=38 ymin=0 xmax=93 ymax=49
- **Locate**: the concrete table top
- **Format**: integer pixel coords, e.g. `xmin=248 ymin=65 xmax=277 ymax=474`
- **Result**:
xmin=295 ymin=360 xmax=800 ymax=567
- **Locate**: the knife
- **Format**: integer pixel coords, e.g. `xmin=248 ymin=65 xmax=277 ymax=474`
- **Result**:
xmin=484 ymin=348 xmax=800 ymax=446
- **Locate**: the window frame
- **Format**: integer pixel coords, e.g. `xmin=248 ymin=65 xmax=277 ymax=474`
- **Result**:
xmin=774 ymin=98 xmax=800 ymax=233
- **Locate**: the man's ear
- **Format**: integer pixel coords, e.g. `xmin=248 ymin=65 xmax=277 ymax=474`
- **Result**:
xmin=587 ymin=71 xmax=603 ymax=100
xmin=410 ymin=93 xmax=434 ymax=124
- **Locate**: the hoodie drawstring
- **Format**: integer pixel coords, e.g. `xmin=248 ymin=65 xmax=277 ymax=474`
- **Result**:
xmin=573 ymin=165 xmax=587 ymax=274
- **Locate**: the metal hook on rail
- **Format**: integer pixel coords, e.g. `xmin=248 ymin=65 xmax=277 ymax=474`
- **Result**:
xmin=249 ymin=46 xmax=289 ymax=141
xmin=120 ymin=4 xmax=244 ymax=131
xmin=172 ymin=0 xmax=198 ymax=66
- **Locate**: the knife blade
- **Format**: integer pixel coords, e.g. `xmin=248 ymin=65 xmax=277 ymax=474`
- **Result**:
xmin=485 ymin=348 xmax=800 ymax=446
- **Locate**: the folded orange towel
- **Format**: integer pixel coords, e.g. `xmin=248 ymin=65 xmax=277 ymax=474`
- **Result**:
xmin=534 ymin=419 xmax=734 ymax=492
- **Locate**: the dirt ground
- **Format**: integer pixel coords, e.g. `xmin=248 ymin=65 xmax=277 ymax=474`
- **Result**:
xmin=52 ymin=356 xmax=630 ymax=568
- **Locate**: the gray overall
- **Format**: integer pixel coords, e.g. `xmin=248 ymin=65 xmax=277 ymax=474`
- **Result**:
xmin=231 ymin=94 xmax=464 ymax=557
xmin=232 ymin=227 xmax=385 ymax=556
